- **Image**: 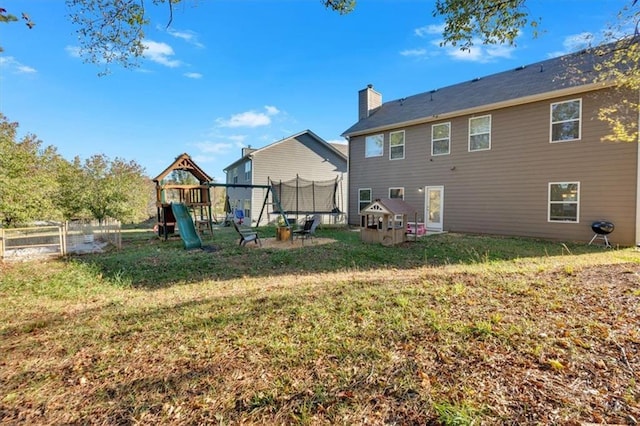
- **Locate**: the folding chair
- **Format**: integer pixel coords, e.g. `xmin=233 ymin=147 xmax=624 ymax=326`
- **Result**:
xmin=292 ymin=215 xmax=320 ymax=245
xmin=232 ymin=220 xmax=261 ymax=247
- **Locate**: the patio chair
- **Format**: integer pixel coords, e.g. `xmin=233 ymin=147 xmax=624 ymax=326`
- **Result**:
xmin=292 ymin=215 xmax=320 ymax=245
xmin=232 ymin=220 xmax=261 ymax=247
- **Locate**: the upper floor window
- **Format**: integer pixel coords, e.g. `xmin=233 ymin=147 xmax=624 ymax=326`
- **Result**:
xmin=232 ymin=168 xmax=238 ymax=184
xmin=551 ymin=99 xmax=581 ymax=142
xmin=469 ymin=115 xmax=491 ymax=152
xmin=432 ymin=122 xmax=451 ymax=156
xmin=359 ymin=188 xmax=372 ymax=212
xmin=244 ymin=161 xmax=252 ymax=181
xmin=365 ymin=134 xmax=384 ymax=158
xmin=389 ymin=131 xmax=405 ymax=160
xmin=548 ymin=182 xmax=579 ymax=222
xmin=389 ymin=187 xmax=404 ymax=199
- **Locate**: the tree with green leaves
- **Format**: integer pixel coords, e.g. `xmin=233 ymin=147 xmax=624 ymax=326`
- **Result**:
xmin=591 ymin=1 xmax=640 ymax=143
xmin=55 ymin=156 xmax=90 ymax=220
xmin=0 ymin=114 xmax=62 ymax=227
xmin=0 ymin=7 xmax=34 ymax=52
xmin=78 ymin=154 xmax=152 ymax=223
xmin=0 ymin=115 xmax=154 ymax=225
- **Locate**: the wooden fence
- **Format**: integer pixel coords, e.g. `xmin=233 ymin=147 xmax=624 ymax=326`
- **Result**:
xmin=0 ymin=219 xmax=121 ymax=262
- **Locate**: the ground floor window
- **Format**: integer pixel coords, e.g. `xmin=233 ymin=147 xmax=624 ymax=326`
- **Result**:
xmin=389 ymin=187 xmax=404 ymax=199
xmin=548 ymin=182 xmax=579 ymax=222
xmin=359 ymin=188 xmax=372 ymax=212
xmin=243 ymin=199 xmax=251 ymax=221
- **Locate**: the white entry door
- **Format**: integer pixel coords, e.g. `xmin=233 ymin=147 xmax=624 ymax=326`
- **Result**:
xmin=425 ymin=186 xmax=444 ymax=232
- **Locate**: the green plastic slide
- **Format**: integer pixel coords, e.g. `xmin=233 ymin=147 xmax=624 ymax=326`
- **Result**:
xmin=171 ymin=203 xmax=202 ymax=250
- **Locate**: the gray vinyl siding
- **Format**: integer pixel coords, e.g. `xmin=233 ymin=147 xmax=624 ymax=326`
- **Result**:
xmin=248 ymin=132 xmax=348 ymax=224
xmin=225 ymin=160 xmax=252 ymax=220
xmin=348 ymin=88 xmax=638 ymax=246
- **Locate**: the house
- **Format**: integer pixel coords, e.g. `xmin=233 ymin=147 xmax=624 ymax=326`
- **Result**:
xmin=342 ymin=45 xmax=639 ymax=246
xmin=223 ymin=130 xmax=348 ymax=225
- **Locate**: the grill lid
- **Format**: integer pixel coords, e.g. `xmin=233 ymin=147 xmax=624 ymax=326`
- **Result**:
xmin=591 ymin=220 xmax=614 ymax=235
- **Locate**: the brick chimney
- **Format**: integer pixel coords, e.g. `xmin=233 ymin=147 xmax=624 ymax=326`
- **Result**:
xmin=358 ymin=84 xmax=382 ymax=120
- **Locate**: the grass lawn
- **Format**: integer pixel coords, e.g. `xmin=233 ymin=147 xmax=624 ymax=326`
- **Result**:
xmin=1 ymin=225 xmax=639 ymax=424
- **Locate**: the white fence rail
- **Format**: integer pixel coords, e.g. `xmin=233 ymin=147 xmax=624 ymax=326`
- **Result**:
xmin=0 ymin=219 xmax=121 ymax=262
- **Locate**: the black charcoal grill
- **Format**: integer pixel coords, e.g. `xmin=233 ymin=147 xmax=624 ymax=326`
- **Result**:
xmin=588 ymin=220 xmax=614 ymax=248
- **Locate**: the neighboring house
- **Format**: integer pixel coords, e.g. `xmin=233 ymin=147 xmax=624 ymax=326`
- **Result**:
xmin=342 ymin=45 xmax=639 ymax=246
xmin=223 ymin=130 xmax=348 ymax=225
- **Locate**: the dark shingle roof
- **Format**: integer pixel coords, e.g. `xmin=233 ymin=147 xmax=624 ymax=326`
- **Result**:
xmin=342 ymin=46 xmax=611 ymax=137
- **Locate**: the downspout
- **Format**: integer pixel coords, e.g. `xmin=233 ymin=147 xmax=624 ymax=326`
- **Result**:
xmin=312 ymin=180 xmax=316 ymax=216
xmin=345 ymin=135 xmax=350 ymax=225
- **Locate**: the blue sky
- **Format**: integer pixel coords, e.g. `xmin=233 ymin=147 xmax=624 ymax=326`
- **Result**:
xmin=0 ymin=0 xmax=629 ymax=182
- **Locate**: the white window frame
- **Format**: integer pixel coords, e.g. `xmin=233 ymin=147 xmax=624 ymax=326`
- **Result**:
xmin=431 ymin=122 xmax=451 ymax=156
xmin=365 ymin=134 xmax=384 ymax=158
xmin=244 ymin=161 xmax=252 ymax=181
xmin=389 ymin=130 xmax=405 ymax=160
xmin=358 ymin=188 xmax=372 ymax=212
xmin=550 ymin=99 xmax=582 ymax=143
xmin=468 ymin=115 xmax=491 ymax=152
xmin=389 ymin=187 xmax=404 ymax=200
xmin=548 ymin=182 xmax=580 ymax=223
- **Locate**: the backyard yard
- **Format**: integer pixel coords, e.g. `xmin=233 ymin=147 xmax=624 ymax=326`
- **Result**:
xmin=1 ymin=225 xmax=639 ymax=424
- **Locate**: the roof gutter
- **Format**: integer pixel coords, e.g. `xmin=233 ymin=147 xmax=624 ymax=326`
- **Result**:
xmin=343 ymin=81 xmax=614 ymax=138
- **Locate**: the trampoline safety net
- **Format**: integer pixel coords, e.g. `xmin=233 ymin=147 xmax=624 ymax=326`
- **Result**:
xmin=271 ymin=176 xmax=340 ymax=214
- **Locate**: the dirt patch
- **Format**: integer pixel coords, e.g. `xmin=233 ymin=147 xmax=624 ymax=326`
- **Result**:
xmin=247 ymin=237 xmax=336 ymax=250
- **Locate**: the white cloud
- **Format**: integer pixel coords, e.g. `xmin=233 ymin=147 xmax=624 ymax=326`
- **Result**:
xmin=216 ymin=106 xmax=280 ymax=128
xmin=564 ymin=32 xmax=596 ymax=50
xmin=217 ymin=111 xmax=271 ymax=128
xmin=415 ymin=24 xmax=445 ymax=38
xmin=264 ymin=105 xmax=280 ymax=116
xmin=17 ymin=64 xmax=36 ymax=73
xmin=184 ymin=72 xmax=203 ymax=79
xmin=167 ymin=28 xmax=205 ymax=48
xmin=446 ymin=45 xmax=484 ymax=62
xmin=229 ymin=134 xmax=248 ymax=147
xmin=0 ymin=56 xmax=37 ymax=74
xmin=142 ymin=40 xmax=181 ymax=68
xmin=440 ymin=38 xmax=515 ymax=63
xmin=406 ymin=23 xmax=515 ymax=63
xmin=400 ymin=48 xmax=427 ymax=57
xmin=65 ymin=45 xmax=81 ymax=58
xmin=485 ymin=44 xmax=515 ymax=59
xmin=547 ymin=32 xmax=595 ymax=57
xmin=194 ymin=141 xmax=235 ymax=154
